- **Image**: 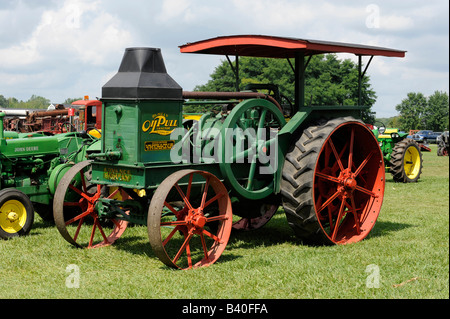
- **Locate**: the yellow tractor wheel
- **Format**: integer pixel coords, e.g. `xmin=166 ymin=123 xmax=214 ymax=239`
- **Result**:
xmin=390 ymin=138 xmax=423 ymax=183
xmin=0 ymin=189 xmax=34 ymax=239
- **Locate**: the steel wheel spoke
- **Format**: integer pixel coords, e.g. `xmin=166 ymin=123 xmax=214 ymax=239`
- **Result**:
xmin=350 ymin=195 xmax=361 ymax=234
xmin=354 ymin=150 xmax=375 ymax=177
xmin=164 ymin=201 xmax=180 ymax=216
xmin=202 ymin=229 xmax=221 ymax=243
xmin=175 ymin=183 xmax=193 ymax=210
xmin=355 ymin=185 xmax=377 ymax=198
xmin=65 ymin=210 xmax=91 ymax=226
xmin=162 ymin=226 xmax=181 ymax=246
xmin=204 ymin=192 xmax=226 ymax=209
xmin=68 ymin=184 xmax=92 ymax=201
xmin=328 ymin=138 xmax=345 ymax=172
xmin=79 ymin=170 xmax=88 ymax=193
xmin=200 ymin=233 xmax=208 ymax=259
xmin=200 ymin=177 xmax=210 ymax=210
xmin=186 ymin=242 xmax=192 ymax=269
xmin=160 ymin=220 xmax=188 ymax=227
xmin=317 ymin=190 xmax=340 ymax=214
xmin=331 ymin=196 xmax=346 ymax=241
xmin=73 ymin=217 xmax=85 ymax=242
xmin=186 ymin=173 xmax=194 ymax=201
xmin=206 ymin=215 xmax=228 ymax=223
xmin=348 ymin=127 xmax=354 ymax=170
xmin=173 ymin=232 xmax=193 ymax=263
xmin=316 ymin=171 xmax=341 ymax=184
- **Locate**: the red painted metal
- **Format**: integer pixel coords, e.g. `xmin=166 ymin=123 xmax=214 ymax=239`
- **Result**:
xmin=180 ymin=35 xmax=406 ymax=58
xmin=313 ymin=121 xmax=384 ymax=244
xmin=148 ymin=170 xmax=233 ymax=269
xmin=53 ymin=161 xmax=129 ymax=249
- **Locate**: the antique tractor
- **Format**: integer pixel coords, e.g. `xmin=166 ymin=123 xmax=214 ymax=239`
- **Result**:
xmin=437 ymin=131 xmax=449 ymax=156
xmin=0 ymin=113 xmax=100 ymax=239
xmin=373 ymin=124 xmax=423 ymax=182
xmin=53 ymin=35 xmax=405 ymax=269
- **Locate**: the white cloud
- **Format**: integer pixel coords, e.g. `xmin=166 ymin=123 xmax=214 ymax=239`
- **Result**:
xmin=157 ymin=0 xmax=193 ymax=23
xmin=0 ymin=0 xmax=447 ymax=118
xmin=0 ymin=0 xmax=135 ymax=69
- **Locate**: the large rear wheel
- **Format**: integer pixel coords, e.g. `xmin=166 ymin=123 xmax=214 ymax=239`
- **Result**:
xmin=281 ymin=117 xmax=385 ymax=245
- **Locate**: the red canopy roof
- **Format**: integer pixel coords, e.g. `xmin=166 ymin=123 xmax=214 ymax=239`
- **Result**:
xmin=179 ymin=35 xmax=406 ymax=58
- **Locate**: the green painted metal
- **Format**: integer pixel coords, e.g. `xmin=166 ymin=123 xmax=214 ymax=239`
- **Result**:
xmin=373 ymin=127 xmax=409 ymax=163
xmin=97 ymin=99 xmax=183 ymax=165
xmin=219 ymin=98 xmax=286 ymax=200
xmin=0 ymin=112 xmax=99 ymax=208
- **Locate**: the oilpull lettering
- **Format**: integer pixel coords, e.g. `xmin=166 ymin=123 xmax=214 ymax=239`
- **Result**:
xmin=182 ymin=303 xmax=216 ymax=316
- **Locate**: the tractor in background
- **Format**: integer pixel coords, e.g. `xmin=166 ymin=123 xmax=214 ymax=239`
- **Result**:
xmin=0 ymin=110 xmax=100 ymax=239
xmin=373 ymin=123 xmax=423 ymax=183
xmin=437 ymin=131 xmax=449 ymax=156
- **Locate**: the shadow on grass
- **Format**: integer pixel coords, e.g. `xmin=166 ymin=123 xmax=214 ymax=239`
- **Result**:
xmin=367 ymin=220 xmax=414 ymax=239
xmin=38 ymin=212 xmax=413 ymax=269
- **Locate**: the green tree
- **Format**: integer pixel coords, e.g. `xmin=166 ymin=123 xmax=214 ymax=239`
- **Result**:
xmin=395 ymin=92 xmax=427 ymax=131
xmin=0 ymin=95 xmax=9 ymax=108
xmin=395 ymin=91 xmax=449 ymax=132
xmin=194 ymin=54 xmax=377 ymax=122
xmin=27 ymin=95 xmax=51 ymax=109
xmin=426 ymin=91 xmax=449 ymax=131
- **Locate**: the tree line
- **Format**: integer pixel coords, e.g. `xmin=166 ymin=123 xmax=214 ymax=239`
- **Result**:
xmin=2 ymin=55 xmax=448 ymax=132
xmin=391 ymin=91 xmax=449 ymax=132
xmin=192 ymin=54 xmax=377 ymax=123
xmin=0 ymin=95 xmax=81 ymax=110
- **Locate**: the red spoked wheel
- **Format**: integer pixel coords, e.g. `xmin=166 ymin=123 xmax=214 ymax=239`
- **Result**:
xmin=281 ymin=117 xmax=385 ymax=245
xmin=53 ymin=161 xmax=129 ymax=248
xmin=148 ymin=170 xmax=232 ymax=269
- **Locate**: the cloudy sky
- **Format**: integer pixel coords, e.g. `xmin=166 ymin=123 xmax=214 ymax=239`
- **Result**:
xmin=0 ymin=0 xmax=448 ymax=117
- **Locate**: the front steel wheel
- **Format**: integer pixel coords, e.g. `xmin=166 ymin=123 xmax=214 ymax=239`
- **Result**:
xmin=148 ymin=170 xmax=232 ymax=269
xmin=53 ymin=161 xmax=129 ymax=248
xmin=281 ymin=117 xmax=385 ymax=245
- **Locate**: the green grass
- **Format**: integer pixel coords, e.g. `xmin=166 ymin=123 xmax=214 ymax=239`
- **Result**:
xmin=1 ymin=145 xmax=448 ymax=299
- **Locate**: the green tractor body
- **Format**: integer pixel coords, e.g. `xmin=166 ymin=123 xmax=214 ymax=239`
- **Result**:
xmin=0 ymin=112 xmax=99 ymax=238
xmin=373 ymin=126 xmax=423 ymax=182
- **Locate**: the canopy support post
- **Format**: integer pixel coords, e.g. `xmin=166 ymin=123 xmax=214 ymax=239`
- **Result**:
xmin=358 ymin=55 xmax=374 ymax=105
xmin=226 ymin=55 xmax=240 ymax=92
xmin=294 ymin=51 xmax=305 ymax=113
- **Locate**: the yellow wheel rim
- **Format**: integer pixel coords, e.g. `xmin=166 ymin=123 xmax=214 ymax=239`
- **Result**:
xmin=404 ymin=145 xmax=421 ymax=179
xmin=0 ymin=200 xmax=27 ymax=234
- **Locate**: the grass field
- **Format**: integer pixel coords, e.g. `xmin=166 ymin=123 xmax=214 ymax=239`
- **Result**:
xmin=0 ymin=144 xmax=448 ymax=300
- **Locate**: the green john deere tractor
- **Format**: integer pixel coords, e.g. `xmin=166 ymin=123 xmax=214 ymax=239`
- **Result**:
xmin=373 ymin=123 xmax=423 ymax=183
xmin=0 ymin=112 xmax=100 ymax=239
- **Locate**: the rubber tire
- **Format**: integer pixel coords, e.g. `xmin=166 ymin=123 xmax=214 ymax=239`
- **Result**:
xmin=280 ymin=116 xmax=383 ymax=245
xmin=0 ymin=189 xmax=35 ymax=239
xmin=389 ymin=138 xmax=423 ymax=183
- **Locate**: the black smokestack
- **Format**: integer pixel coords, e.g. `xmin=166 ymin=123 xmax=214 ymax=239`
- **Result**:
xmin=102 ymin=47 xmax=182 ymax=100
